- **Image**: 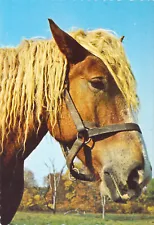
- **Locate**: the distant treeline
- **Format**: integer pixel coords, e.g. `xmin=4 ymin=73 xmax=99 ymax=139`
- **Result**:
xmin=20 ymin=168 xmax=154 ymax=214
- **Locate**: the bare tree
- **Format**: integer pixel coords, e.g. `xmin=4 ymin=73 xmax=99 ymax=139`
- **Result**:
xmin=44 ymin=160 xmax=65 ymax=214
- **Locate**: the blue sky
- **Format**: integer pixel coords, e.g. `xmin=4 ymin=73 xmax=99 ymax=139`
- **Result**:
xmin=0 ymin=0 xmax=154 ymax=185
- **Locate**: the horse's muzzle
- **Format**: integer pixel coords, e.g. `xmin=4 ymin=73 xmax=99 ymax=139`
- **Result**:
xmin=101 ymin=162 xmax=150 ymax=203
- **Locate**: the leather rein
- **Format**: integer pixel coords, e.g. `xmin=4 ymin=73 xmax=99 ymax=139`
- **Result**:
xmin=62 ymin=89 xmax=141 ymax=182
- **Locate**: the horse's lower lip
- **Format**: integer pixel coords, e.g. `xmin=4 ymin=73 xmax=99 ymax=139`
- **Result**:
xmin=103 ymin=172 xmax=133 ymax=202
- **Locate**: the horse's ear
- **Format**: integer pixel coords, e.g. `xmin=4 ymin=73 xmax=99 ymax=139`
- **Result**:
xmin=48 ymin=19 xmax=90 ymax=64
xmin=120 ymin=36 xmax=125 ymax=42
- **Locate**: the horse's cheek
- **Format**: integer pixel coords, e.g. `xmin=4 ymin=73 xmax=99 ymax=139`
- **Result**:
xmin=47 ymin=109 xmax=77 ymax=142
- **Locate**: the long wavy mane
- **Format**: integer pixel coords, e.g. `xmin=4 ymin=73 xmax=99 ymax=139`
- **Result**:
xmin=0 ymin=29 xmax=138 ymax=151
xmin=0 ymin=40 xmax=67 ymax=148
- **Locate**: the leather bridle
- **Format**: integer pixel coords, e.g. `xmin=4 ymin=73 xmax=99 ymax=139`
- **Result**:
xmin=62 ymin=89 xmax=141 ymax=182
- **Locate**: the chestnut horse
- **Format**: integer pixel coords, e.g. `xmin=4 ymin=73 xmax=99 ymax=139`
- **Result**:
xmin=0 ymin=19 xmax=152 ymax=224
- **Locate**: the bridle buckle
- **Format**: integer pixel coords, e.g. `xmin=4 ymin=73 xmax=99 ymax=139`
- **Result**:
xmin=77 ymin=128 xmax=89 ymax=142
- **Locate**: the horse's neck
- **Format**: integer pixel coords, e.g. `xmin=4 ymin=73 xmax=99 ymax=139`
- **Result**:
xmin=22 ymin=120 xmax=48 ymax=159
xmin=2 ymin=119 xmax=48 ymax=166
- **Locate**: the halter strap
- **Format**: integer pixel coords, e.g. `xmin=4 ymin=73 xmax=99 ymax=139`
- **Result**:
xmin=65 ymin=90 xmax=85 ymax=133
xmin=63 ymin=90 xmax=141 ymax=181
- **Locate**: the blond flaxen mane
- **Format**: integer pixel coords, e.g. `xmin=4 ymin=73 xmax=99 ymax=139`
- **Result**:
xmin=71 ymin=29 xmax=139 ymax=109
xmin=0 ymin=40 xmax=67 ymax=149
xmin=0 ymin=29 xmax=138 ymax=151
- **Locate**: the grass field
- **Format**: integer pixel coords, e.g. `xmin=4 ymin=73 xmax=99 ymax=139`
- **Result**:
xmin=11 ymin=211 xmax=154 ymax=225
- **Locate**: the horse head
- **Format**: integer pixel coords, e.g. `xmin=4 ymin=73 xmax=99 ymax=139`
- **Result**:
xmin=47 ymin=19 xmax=152 ymax=203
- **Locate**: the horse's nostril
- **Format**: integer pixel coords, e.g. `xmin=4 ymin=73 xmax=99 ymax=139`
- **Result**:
xmin=127 ymin=165 xmax=142 ymax=190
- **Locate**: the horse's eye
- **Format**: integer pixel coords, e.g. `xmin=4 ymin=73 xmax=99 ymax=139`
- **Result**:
xmin=89 ymin=77 xmax=105 ymax=91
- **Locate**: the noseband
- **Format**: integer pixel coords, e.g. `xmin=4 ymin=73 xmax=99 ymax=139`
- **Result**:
xmin=62 ymin=90 xmax=141 ymax=182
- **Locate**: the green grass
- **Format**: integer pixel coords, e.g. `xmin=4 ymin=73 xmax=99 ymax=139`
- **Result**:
xmin=11 ymin=211 xmax=154 ymax=225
